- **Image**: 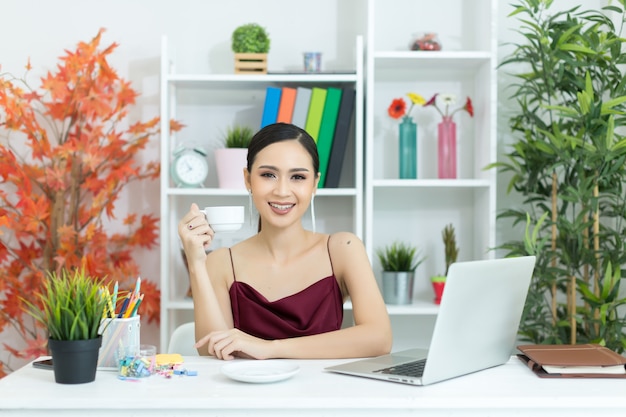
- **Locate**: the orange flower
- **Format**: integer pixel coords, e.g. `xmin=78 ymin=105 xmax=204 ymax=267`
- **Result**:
xmin=388 ymin=93 xmax=426 ymax=120
xmin=388 ymin=98 xmax=407 ymax=119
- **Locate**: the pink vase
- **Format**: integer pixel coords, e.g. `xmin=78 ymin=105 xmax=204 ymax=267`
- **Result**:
xmin=437 ymin=116 xmax=457 ymax=179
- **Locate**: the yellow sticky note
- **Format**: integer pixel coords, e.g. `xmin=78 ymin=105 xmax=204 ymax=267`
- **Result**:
xmin=156 ymin=353 xmax=184 ymax=366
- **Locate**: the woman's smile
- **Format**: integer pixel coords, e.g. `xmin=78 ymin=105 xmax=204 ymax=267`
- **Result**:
xmin=269 ymin=202 xmax=295 ymax=213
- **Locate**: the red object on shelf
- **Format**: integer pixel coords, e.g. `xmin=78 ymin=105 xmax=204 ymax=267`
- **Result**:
xmin=432 ymin=281 xmax=445 ymax=304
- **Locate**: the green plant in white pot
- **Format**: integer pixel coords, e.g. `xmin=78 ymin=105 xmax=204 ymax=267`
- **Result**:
xmin=214 ymin=124 xmax=254 ymax=189
xmin=376 ymin=241 xmax=425 ymax=305
xmin=24 ymin=267 xmax=108 ymax=384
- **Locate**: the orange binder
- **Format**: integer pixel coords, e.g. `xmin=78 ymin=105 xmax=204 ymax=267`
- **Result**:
xmin=276 ymin=87 xmax=297 ymax=124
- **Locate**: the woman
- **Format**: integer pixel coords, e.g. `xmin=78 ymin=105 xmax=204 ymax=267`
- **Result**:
xmin=178 ymin=122 xmax=392 ymax=360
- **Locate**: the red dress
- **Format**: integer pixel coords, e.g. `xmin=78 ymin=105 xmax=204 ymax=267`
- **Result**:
xmin=228 ymin=238 xmax=343 ymax=340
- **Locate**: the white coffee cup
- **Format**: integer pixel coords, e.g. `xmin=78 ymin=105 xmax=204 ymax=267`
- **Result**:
xmin=200 ymin=206 xmax=244 ymax=232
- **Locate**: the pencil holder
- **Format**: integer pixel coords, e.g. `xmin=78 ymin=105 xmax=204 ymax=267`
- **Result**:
xmin=97 ymin=315 xmax=140 ymax=370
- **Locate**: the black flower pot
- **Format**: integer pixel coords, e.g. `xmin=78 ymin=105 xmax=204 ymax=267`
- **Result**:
xmin=48 ymin=336 xmax=102 ymax=384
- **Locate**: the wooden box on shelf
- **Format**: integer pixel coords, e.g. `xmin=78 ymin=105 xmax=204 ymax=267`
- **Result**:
xmin=234 ymin=53 xmax=267 ymax=74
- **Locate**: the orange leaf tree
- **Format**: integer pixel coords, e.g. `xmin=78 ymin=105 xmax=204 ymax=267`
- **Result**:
xmin=0 ymin=29 xmax=182 ymax=376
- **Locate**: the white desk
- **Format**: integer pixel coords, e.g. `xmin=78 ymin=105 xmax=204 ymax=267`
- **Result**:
xmin=1 ymin=356 xmax=625 ymax=416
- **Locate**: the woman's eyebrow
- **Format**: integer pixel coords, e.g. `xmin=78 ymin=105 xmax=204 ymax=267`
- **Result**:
xmin=257 ymin=165 xmax=310 ymax=173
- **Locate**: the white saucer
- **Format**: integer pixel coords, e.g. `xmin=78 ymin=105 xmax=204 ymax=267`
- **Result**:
xmin=221 ymin=360 xmax=300 ymax=383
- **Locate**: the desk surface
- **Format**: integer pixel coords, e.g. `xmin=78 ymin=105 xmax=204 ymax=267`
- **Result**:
xmin=1 ymin=356 xmax=625 ymax=416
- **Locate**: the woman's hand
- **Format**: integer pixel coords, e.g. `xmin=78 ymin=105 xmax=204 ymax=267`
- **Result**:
xmin=195 ymin=328 xmax=273 ymax=360
xmin=178 ymin=203 xmax=215 ymax=262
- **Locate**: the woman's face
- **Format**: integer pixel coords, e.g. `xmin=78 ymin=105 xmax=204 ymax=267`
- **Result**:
xmin=245 ymin=140 xmax=319 ymax=230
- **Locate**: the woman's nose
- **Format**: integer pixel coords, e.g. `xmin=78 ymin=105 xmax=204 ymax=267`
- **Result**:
xmin=274 ymin=177 xmax=290 ymax=195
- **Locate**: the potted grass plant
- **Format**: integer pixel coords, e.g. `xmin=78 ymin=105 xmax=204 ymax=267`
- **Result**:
xmin=24 ymin=266 xmax=108 ymax=384
xmin=231 ymin=23 xmax=271 ymax=74
xmin=215 ymin=124 xmax=254 ymax=189
xmin=376 ymin=241 xmax=425 ymax=305
xmin=430 ymin=224 xmax=459 ymax=304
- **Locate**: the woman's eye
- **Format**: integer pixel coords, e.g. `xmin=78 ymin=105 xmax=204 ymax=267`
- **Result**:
xmin=260 ymin=172 xmax=276 ymax=178
xmin=292 ymin=174 xmax=306 ymax=181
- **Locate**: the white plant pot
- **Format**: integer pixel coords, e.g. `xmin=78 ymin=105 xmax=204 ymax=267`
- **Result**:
xmin=214 ymin=148 xmax=248 ymax=189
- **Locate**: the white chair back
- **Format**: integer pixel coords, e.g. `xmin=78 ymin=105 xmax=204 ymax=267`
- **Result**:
xmin=167 ymin=322 xmax=198 ymax=356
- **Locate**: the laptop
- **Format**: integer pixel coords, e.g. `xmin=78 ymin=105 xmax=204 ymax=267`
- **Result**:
xmin=326 ymin=256 xmax=536 ymax=386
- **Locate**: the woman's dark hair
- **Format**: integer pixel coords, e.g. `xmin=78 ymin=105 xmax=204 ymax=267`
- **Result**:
xmin=246 ymin=122 xmax=320 ymax=174
xmin=247 ymin=123 xmax=319 ymax=232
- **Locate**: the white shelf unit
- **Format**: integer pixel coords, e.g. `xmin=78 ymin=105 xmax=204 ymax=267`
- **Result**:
xmin=364 ymin=0 xmax=498 ymax=334
xmin=159 ymin=36 xmax=365 ymax=351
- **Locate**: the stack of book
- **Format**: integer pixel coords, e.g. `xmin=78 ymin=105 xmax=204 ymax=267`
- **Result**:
xmin=260 ymin=85 xmax=355 ymax=188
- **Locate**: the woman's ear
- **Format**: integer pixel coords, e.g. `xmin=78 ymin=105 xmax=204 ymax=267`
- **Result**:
xmin=314 ymin=172 xmax=321 ymax=188
xmin=243 ymin=168 xmax=251 ymax=190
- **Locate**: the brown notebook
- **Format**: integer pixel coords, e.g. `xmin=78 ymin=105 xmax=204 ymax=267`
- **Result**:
xmin=517 ymin=344 xmax=626 ymax=378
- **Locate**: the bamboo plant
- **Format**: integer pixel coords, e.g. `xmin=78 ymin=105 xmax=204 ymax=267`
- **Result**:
xmin=491 ymin=0 xmax=626 ymax=352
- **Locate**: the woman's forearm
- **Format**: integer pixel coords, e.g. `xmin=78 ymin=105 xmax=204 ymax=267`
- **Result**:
xmin=186 ymin=258 xmax=229 ymax=354
xmin=270 ymin=320 xmax=393 ymax=359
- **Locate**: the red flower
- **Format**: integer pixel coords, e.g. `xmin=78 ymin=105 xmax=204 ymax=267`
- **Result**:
xmin=387 ymin=98 xmax=407 ymax=119
xmin=424 ymin=93 xmax=438 ymax=107
xmin=464 ymin=97 xmax=474 ymax=117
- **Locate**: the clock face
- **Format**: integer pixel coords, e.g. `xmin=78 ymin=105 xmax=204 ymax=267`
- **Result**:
xmin=172 ymin=150 xmax=209 ymax=187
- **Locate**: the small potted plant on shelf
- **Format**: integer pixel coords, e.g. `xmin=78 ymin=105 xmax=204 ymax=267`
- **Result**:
xmin=24 ymin=267 xmax=109 ymax=384
xmin=376 ymin=241 xmax=426 ymax=305
xmin=215 ymin=124 xmax=254 ymax=189
xmin=231 ymin=22 xmax=271 ymax=74
xmin=431 ymin=223 xmax=459 ymax=304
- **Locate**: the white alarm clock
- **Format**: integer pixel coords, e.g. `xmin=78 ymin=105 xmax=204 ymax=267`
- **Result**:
xmin=170 ymin=144 xmax=209 ymax=188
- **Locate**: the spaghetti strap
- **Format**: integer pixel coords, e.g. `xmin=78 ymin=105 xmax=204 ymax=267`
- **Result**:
xmin=327 ymin=235 xmax=335 ymax=277
xmin=228 ymin=248 xmax=237 ymax=282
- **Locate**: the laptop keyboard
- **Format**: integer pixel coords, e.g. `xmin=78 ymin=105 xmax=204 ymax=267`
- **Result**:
xmin=373 ymin=359 xmax=426 ymax=378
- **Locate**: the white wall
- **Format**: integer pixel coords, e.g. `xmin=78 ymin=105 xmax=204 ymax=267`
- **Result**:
xmin=0 ymin=0 xmax=607 ymax=372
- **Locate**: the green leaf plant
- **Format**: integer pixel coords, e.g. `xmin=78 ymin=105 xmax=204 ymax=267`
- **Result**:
xmin=24 ymin=267 xmax=108 ymax=341
xmin=223 ymin=125 xmax=254 ymax=148
xmin=490 ymin=0 xmax=626 ymax=352
xmin=376 ymin=241 xmax=426 ymax=272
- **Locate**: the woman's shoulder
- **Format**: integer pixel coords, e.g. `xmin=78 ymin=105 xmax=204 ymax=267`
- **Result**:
xmin=205 ymin=246 xmax=234 ymax=271
xmin=328 ymin=231 xmax=364 ymax=249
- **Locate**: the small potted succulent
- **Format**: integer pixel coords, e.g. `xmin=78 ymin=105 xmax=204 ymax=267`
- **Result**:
xmin=376 ymin=241 xmax=426 ymax=305
xmin=431 ymin=223 xmax=459 ymax=304
xmin=24 ymin=267 xmax=109 ymax=384
xmin=214 ymin=124 xmax=254 ymax=189
xmin=231 ymin=23 xmax=271 ymax=74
